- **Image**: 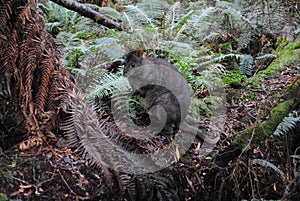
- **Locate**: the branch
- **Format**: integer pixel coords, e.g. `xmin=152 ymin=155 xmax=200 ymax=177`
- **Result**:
xmin=50 ymin=0 xmax=123 ymax=31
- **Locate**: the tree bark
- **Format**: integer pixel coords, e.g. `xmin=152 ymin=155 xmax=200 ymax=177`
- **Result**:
xmin=0 ymin=0 xmax=75 ymax=149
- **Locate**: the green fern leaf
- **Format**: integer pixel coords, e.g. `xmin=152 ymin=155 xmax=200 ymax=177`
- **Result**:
xmin=273 ymin=114 xmax=300 ymax=137
xmin=86 ymin=72 xmax=131 ymax=100
xmin=239 ymin=54 xmax=254 ymax=76
xmin=165 ymin=1 xmax=181 ymax=28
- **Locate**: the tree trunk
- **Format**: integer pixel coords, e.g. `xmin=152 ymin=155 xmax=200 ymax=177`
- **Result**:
xmin=0 ymin=0 xmax=74 ymax=150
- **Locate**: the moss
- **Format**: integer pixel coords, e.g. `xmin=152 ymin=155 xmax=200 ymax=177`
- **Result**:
xmin=222 ymin=70 xmax=247 ymax=88
xmin=188 ymin=98 xmax=212 ymax=118
xmin=254 ymin=40 xmax=300 ymax=79
xmin=0 ymin=193 xmax=8 ymax=201
xmin=198 ymin=103 xmax=212 ymax=116
xmin=270 ymin=100 xmax=294 ymax=122
xmin=247 ymin=79 xmax=260 ymax=88
xmin=245 ymin=40 xmax=299 ymax=94
xmin=229 ymin=79 xmax=242 ymax=88
xmin=245 ymin=91 xmax=257 ymax=101
xmin=233 ymin=100 xmax=295 ymax=149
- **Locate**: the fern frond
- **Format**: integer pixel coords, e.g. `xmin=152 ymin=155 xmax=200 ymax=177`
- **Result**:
xmin=123 ymin=5 xmax=156 ymax=28
xmin=189 ymin=7 xmax=215 ymax=30
xmin=238 ymin=30 xmax=255 ymax=49
xmin=255 ymin=54 xmax=276 ymax=60
xmin=86 ymin=72 xmax=131 ymax=100
xmin=62 ymin=36 xmax=124 ymax=87
xmin=239 ymin=54 xmax=254 ymax=77
xmin=84 ymin=3 xmax=123 ymax=22
xmin=273 ymin=114 xmax=300 ymax=137
xmin=39 ymin=0 xmax=83 ymax=26
xmin=290 ymin=155 xmax=300 ymax=164
xmin=158 ymin=40 xmax=194 ymax=56
xmin=136 ymin=0 xmax=169 ymax=21
xmin=165 ymin=2 xmax=181 ymax=29
xmin=45 ymin=21 xmax=61 ymax=32
xmin=171 ymin=10 xmax=194 ymax=35
xmin=252 ymin=159 xmax=284 ymax=178
xmin=196 ymin=53 xmax=243 ymax=70
xmin=295 ymin=28 xmax=300 ymax=35
xmin=92 ymin=37 xmax=124 ymax=60
xmin=240 ymin=1 xmax=298 ymax=36
xmin=99 ymin=6 xmax=124 ymax=21
xmin=62 ymin=89 xmax=149 ymax=173
xmin=84 ymin=71 xmax=135 ymax=118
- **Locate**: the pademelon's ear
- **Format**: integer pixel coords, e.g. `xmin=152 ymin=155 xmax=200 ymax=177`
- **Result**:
xmin=136 ymin=47 xmax=145 ymax=58
xmin=124 ymin=44 xmax=134 ymax=53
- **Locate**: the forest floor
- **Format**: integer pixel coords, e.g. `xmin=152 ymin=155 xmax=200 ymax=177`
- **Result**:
xmin=0 ymin=42 xmax=299 ymax=201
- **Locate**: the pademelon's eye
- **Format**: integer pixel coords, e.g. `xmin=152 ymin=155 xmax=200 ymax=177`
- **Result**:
xmin=131 ymin=63 xmax=136 ymax=68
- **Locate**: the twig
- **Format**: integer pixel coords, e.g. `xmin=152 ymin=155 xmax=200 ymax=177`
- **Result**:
xmin=57 ymin=169 xmax=90 ymax=200
xmin=57 ymin=169 xmax=76 ymax=195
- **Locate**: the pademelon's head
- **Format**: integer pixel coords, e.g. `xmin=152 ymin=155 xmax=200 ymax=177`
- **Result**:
xmin=123 ymin=45 xmax=145 ymax=76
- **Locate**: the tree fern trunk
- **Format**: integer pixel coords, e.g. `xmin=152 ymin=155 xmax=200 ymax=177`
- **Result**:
xmin=0 ymin=0 xmax=75 ymax=149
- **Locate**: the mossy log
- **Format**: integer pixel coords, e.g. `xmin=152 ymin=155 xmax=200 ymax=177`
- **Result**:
xmin=232 ymin=82 xmax=300 ymax=150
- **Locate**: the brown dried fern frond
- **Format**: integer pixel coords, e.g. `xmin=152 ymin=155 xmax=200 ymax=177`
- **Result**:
xmin=60 ymin=89 xmax=148 ymax=172
xmin=0 ymin=0 xmax=75 ymax=142
xmin=0 ymin=1 xmax=17 ymax=96
xmin=58 ymin=87 xmax=188 ymax=199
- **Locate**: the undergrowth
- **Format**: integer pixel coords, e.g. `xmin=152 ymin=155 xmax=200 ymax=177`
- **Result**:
xmin=39 ymin=0 xmax=299 ymax=103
